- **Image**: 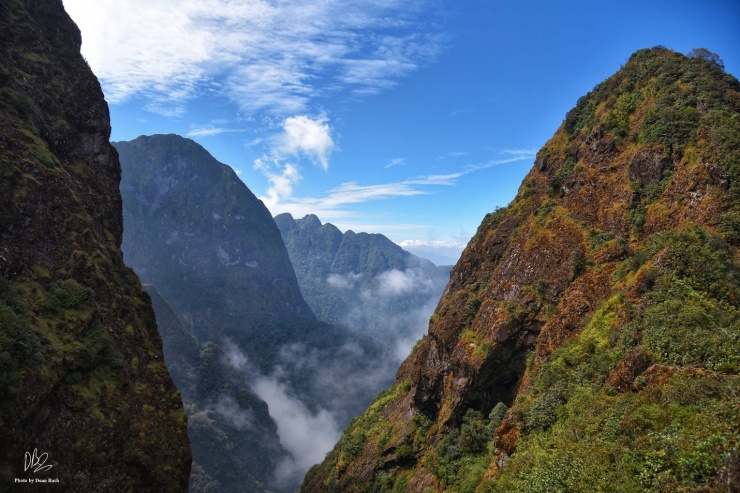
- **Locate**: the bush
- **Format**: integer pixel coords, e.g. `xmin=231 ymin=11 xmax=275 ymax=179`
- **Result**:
xmin=459 ymin=409 xmax=489 ymax=454
xmin=488 ymin=402 xmax=508 ymax=431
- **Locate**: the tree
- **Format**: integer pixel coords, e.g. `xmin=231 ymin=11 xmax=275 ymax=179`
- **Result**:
xmin=688 ymin=48 xmax=724 ymax=70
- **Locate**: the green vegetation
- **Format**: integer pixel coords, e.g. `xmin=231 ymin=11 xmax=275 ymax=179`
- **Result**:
xmin=484 ymin=227 xmax=739 ymax=492
xmin=300 ymin=47 xmax=739 ymax=493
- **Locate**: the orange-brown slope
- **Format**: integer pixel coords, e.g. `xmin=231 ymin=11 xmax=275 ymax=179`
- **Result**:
xmin=301 ymin=47 xmax=739 ymax=493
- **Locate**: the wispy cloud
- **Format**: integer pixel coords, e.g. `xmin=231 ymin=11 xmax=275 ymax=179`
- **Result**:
xmin=385 ymin=157 xmax=406 ymax=168
xmin=436 ymin=151 xmax=468 ymax=160
xmin=63 ymin=0 xmax=444 ymax=116
xmin=265 ymin=153 xmax=534 ymax=219
xmin=186 ymin=124 xmax=247 ymax=137
xmin=502 ymin=148 xmax=538 ymax=157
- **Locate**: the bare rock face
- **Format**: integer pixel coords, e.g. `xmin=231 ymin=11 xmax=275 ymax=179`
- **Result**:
xmin=0 ymin=1 xmax=191 ymax=490
xmin=301 ymin=47 xmax=739 ymax=492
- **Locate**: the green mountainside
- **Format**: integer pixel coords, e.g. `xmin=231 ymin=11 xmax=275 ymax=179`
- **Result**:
xmin=0 ymin=1 xmax=190 ymax=491
xmin=275 ymin=213 xmax=450 ymax=342
xmin=300 ymin=47 xmax=739 ymax=493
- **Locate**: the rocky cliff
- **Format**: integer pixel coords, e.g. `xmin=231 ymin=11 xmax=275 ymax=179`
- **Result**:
xmin=0 ymin=1 xmax=191 ymax=491
xmin=301 ymin=47 xmax=739 ymax=493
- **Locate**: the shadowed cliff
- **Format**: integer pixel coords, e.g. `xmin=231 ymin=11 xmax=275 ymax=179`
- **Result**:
xmin=0 ymin=1 xmax=191 ymax=491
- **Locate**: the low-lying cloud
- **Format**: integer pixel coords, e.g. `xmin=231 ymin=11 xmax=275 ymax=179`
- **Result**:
xmin=205 ymin=395 xmax=255 ymax=431
xmin=252 ymin=375 xmax=341 ymax=486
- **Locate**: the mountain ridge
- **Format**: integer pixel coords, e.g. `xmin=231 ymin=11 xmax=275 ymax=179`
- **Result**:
xmin=301 ymin=46 xmax=740 ymax=493
xmin=275 ymin=212 xmax=450 ymax=345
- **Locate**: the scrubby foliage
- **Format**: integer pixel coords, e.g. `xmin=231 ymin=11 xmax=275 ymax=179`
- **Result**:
xmin=300 ymin=47 xmax=739 ymax=493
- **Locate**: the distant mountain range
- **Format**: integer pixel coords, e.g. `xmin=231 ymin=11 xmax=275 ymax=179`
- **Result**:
xmin=116 ymin=134 xmax=392 ymax=491
xmin=275 ymin=213 xmax=451 ymax=354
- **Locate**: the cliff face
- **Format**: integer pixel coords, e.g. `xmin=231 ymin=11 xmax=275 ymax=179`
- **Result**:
xmin=301 ymin=47 xmax=740 ymax=493
xmin=275 ymin=213 xmax=450 ymax=342
xmin=117 ymin=134 xmax=314 ymax=364
xmin=0 ymin=1 xmax=191 ymax=491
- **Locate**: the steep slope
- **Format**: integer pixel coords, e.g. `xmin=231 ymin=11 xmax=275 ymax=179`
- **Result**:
xmin=275 ymin=213 xmax=450 ymax=345
xmin=301 ymin=47 xmax=739 ymax=493
xmin=117 ymin=134 xmax=314 ymax=367
xmin=145 ymin=285 xmax=285 ymax=493
xmin=117 ymin=134 xmax=391 ymax=489
xmin=0 ymin=1 xmax=191 ymax=491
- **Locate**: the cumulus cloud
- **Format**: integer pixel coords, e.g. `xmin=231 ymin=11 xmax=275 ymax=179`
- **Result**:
xmin=257 ymin=160 xmax=302 ymax=209
xmin=279 ymin=116 xmax=334 ymax=171
xmin=254 ymin=114 xmax=332 ymax=207
xmin=62 ymin=0 xmax=444 ymax=116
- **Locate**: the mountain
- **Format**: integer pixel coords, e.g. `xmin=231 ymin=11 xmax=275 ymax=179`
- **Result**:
xmin=116 ymin=134 xmax=391 ymax=490
xmin=300 ymin=47 xmax=740 ymax=493
xmin=145 ymin=285 xmax=286 ymax=493
xmin=0 ymin=1 xmax=190 ymax=491
xmin=275 ymin=213 xmax=451 ymax=352
xmin=117 ymin=134 xmax=314 ymax=366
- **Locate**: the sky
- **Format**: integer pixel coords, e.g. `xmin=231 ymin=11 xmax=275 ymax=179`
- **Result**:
xmin=63 ymin=0 xmax=740 ymax=265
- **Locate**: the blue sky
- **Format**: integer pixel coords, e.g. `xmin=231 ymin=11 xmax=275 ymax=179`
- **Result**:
xmin=63 ymin=0 xmax=739 ymax=265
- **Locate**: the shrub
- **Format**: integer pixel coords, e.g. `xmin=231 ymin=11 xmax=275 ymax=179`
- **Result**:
xmin=458 ymin=409 xmax=489 ymax=454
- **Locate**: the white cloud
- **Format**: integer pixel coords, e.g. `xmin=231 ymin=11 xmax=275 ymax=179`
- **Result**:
xmin=186 ymin=124 xmax=247 ymax=137
xmin=327 ymin=272 xmax=364 ymax=289
xmin=258 ymin=161 xmax=302 ymax=209
xmin=261 ymin=151 xmax=534 ymax=225
xmin=280 ymin=116 xmax=334 ymax=171
xmin=376 ymin=268 xmax=433 ymax=296
xmin=252 ymin=375 xmax=341 ymax=486
xmin=397 ymin=239 xmax=467 ymax=265
xmin=62 ymin=0 xmax=444 ymax=116
xmin=503 ymin=148 xmax=538 ymax=157
xmin=205 ymin=395 xmax=254 ymax=430
xmin=385 ymin=157 xmax=406 ymax=168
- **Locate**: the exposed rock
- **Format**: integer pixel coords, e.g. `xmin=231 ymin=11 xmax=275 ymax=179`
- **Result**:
xmin=0 ymin=1 xmax=191 ymax=490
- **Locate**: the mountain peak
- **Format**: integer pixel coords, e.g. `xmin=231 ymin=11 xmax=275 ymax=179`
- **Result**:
xmin=298 ymin=214 xmax=323 ymax=230
xmin=301 ymin=47 xmax=740 ymax=493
